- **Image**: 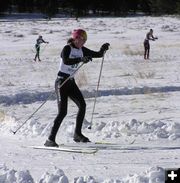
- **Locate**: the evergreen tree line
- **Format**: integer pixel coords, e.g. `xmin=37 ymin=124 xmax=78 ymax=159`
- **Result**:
xmin=1 ymin=0 xmax=180 ymax=18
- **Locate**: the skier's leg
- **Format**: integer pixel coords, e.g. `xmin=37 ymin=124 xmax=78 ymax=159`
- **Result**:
xmin=34 ymin=45 xmax=39 ymax=61
xmin=144 ymin=42 xmax=147 ymax=59
xmin=147 ymin=47 xmax=150 ymax=59
xmin=34 ymin=54 xmax=37 ymax=61
xmin=48 ymin=100 xmax=67 ymax=142
xmin=69 ymin=80 xmax=90 ymax=142
xmin=37 ymin=47 xmax=41 ymax=61
xmin=46 ymin=78 xmax=68 ymax=145
xmin=146 ymin=43 xmax=150 ymax=59
xmin=144 ymin=41 xmax=149 ymax=59
xmin=144 ymin=49 xmax=147 ymax=59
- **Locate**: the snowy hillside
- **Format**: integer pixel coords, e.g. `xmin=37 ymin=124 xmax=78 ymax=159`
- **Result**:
xmin=0 ymin=16 xmax=180 ymax=182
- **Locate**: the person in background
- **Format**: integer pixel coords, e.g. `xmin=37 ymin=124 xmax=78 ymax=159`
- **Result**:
xmin=34 ymin=35 xmax=49 ymax=62
xmin=143 ymin=29 xmax=158 ymax=60
xmin=44 ymin=29 xmax=110 ymax=147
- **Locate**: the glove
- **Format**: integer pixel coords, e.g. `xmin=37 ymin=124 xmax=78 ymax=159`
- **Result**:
xmin=152 ymin=37 xmax=158 ymax=41
xmin=81 ymin=56 xmax=92 ymax=63
xmin=101 ymin=43 xmax=110 ymax=52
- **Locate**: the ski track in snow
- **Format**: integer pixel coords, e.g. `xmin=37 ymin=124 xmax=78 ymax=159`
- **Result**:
xmin=0 ymin=16 xmax=180 ymax=182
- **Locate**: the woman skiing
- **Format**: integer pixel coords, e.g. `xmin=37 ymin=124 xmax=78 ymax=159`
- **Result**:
xmin=44 ymin=29 xmax=109 ymax=147
xmin=143 ymin=29 xmax=158 ymax=60
xmin=34 ymin=35 xmax=49 ymax=62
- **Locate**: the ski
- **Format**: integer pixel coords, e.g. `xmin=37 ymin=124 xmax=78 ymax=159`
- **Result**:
xmin=26 ymin=140 xmax=135 ymax=154
xmin=60 ymin=139 xmax=135 ymax=148
xmin=26 ymin=140 xmax=179 ymax=153
xmin=56 ymin=140 xmax=136 ymax=151
xmin=30 ymin=145 xmax=98 ymax=154
xmin=58 ymin=143 xmax=180 ymax=151
xmin=95 ymin=139 xmax=136 ymax=145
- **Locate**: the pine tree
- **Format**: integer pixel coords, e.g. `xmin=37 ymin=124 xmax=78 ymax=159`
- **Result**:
xmin=0 ymin=1 xmax=10 ymax=14
xmin=35 ymin=0 xmax=59 ymax=19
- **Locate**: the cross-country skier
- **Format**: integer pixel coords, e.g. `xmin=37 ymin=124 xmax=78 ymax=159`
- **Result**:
xmin=143 ymin=29 xmax=158 ymax=59
xmin=34 ymin=35 xmax=49 ymax=62
xmin=44 ymin=29 xmax=110 ymax=147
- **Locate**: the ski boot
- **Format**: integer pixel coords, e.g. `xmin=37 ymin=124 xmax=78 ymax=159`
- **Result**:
xmin=73 ymin=133 xmax=90 ymax=143
xmin=44 ymin=139 xmax=59 ymax=147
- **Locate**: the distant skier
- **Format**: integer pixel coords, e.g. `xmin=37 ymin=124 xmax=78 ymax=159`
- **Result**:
xmin=34 ymin=35 xmax=49 ymax=62
xmin=143 ymin=29 xmax=158 ymax=60
xmin=44 ymin=29 xmax=110 ymax=147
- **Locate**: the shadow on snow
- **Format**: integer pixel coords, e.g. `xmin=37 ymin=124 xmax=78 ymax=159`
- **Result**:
xmin=1 ymin=86 xmax=180 ymax=106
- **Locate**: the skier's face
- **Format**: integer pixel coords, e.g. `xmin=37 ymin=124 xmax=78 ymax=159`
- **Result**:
xmin=74 ymin=36 xmax=86 ymax=48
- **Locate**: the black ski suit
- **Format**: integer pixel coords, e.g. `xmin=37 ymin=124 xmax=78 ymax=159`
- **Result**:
xmin=34 ymin=37 xmax=47 ymax=61
xmin=48 ymin=43 xmax=105 ymax=142
xmin=143 ymin=31 xmax=155 ymax=59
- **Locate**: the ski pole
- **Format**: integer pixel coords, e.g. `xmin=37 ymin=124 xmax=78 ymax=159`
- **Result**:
xmin=11 ymin=91 xmax=54 ymax=135
xmin=40 ymin=43 xmax=48 ymax=54
xmin=11 ymin=63 xmax=84 ymax=135
xmin=32 ymin=43 xmax=48 ymax=54
xmin=88 ymin=52 xmax=106 ymax=129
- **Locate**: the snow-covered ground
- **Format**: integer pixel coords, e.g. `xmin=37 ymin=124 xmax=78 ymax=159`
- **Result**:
xmin=0 ymin=16 xmax=180 ymax=182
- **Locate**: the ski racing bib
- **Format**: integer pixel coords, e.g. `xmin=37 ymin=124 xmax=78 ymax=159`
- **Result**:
xmin=59 ymin=46 xmax=83 ymax=76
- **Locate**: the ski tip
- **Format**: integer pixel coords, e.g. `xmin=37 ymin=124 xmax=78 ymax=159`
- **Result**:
xmin=87 ymin=125 xmax=92 ymax=129
xmin=10 ymin=129 xmax=16 ymax=135
xmin=28 ymin=145 xmax=98 ymax=154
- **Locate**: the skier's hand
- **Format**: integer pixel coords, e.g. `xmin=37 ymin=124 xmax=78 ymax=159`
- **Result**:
xmin=101 ymin=43 xmax=110 ymax=52
xmin=81 ymin=56 xmax=92 ymax=63
xmin=46 ymin=42 xmax=49 ymax=44
xmin=152 ymin=37 xmax=158 ymax=41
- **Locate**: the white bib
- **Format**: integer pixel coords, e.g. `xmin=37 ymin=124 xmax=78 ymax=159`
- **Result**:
xmin=59 ymin=46 xmax=83 ymax=76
